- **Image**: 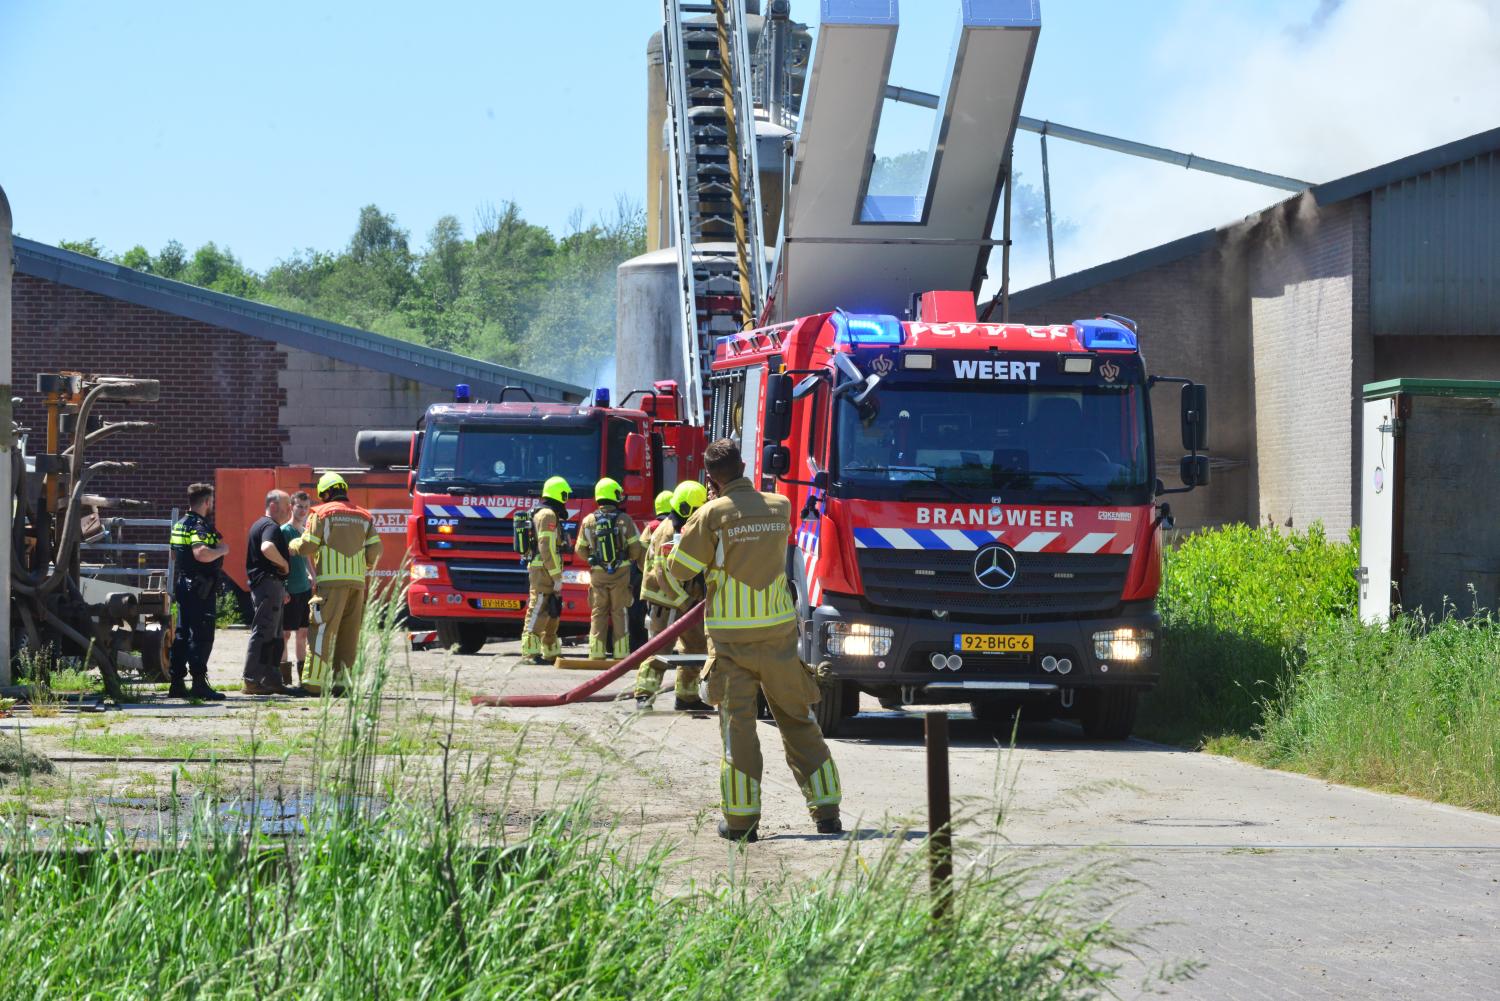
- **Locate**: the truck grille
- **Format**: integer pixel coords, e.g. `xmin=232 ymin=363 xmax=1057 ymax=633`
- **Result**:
xmin=447 ymin=563 xmax=531 ymax=594
xmin=856 ymin=550 xmax=1129 ymax=619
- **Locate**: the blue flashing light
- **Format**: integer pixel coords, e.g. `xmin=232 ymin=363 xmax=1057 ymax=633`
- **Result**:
xmin=454 ymin=383 xmax=471 ymax=403
xmin=832 ymin=310 xmax=905 ymax=346
xmin=594 ymin=387 xmax=611 ymax=408
xmin=1074 ymin=318 xmax=1139 ymax=352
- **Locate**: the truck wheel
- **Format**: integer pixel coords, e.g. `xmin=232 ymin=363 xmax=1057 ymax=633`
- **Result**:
xmin=1080 ymin=689 xmax=1139 ymax=741
xmin=138 ymin=623 xmax=170 ymax=682
xmin=969 ymin=698 xmax=1018 ymax=737
xmin=437 ymin=622 xmax=487 ymax=655
xmin=813 ymin=678 xmax=845 ymax=737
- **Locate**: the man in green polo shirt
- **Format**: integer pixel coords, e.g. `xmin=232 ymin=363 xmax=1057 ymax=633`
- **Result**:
xmin=279 ymin=490 xmax=315 ymax=688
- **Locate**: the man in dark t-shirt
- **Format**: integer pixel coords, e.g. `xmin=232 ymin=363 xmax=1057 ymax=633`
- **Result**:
xmin=244 ymin=489 xmax=296 ymax=695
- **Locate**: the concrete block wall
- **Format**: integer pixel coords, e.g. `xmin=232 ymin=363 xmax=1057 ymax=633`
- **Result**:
xmin=277 ymin=347 xmax=439 ymax=466
xmin=11 ymin=274 xmax=285 ymax=516
xmin=1009 ymin=241 xmax=1255 ymax=532
xmin=1245 ymin=194 xmax=1367 ymax=539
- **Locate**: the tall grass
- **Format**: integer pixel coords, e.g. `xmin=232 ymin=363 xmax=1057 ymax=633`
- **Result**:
xmin=1247 ymin=614 xmax=1500 ymax=812
xmin=1140 ymin=523 xmax=1358 ymax=745
xmin=0 ymin=591 xmax=1136 ymax=1000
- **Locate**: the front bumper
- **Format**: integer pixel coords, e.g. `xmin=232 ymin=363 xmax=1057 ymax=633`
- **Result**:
xmin=407 ymin=579 xmax=591 ymax=622
xmin=803 ymin=593 xmax=1159 ymax=699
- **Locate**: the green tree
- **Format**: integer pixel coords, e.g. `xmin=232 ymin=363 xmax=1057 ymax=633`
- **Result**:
xmin=181 ymin=242 xmax=259 ymax=297
xmin=155 ymin=240 xmax=188 ymax=280
xmin=58 ymin=238 xmax=105 ymax=258
xmin=117 ymin=245 xmax=152 ymax=271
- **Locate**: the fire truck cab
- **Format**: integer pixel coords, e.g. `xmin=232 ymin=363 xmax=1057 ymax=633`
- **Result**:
xmin=711 ymin=290 xmax=1208 ymax=738
xmin=407 ymin=382 xmax=702 ymax=653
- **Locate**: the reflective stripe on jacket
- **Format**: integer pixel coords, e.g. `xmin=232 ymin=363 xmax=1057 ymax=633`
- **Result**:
xmin=294 ymin=499 xmax=382 ymax=585
xmin=574 ymin=507 xmax=644 ymax=573
xmin=668 ymin=477 xmax=796 ymax=638
xmin=641 ymin=516 xmax=698 ymax=609
xmin=528 ymin=506 xmax=563 ymax=580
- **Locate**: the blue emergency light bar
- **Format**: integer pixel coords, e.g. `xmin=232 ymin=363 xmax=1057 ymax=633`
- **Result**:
xmin=832 ymin=310 xmax=905 ymax=346
xmin=1074 ymin=318 xmax=1139 ymax=351
xmin=594 ymin=387 xmax=611 ymax=407
xmin=454 ymin=383 xmax=471 ymax=403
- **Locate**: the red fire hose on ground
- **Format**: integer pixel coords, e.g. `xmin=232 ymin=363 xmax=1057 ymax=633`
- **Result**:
xmin=471 ymin=602 xmax=705 ymax=708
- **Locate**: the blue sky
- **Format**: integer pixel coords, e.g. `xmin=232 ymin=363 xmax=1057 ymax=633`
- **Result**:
xmin=3 ymin=0 xmax=1496 ymax=290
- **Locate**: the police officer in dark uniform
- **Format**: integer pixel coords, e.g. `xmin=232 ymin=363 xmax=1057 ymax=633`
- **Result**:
xmin=168 ymin=482 xmax=228 ymax=700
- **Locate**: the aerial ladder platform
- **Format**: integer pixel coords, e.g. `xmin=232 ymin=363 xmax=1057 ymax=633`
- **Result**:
xmin=768 ymin=0 xmax=1040 ymax=323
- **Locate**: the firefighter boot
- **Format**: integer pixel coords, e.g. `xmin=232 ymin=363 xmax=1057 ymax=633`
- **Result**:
xmin=612 ymin=634 xmax=630 ymax=660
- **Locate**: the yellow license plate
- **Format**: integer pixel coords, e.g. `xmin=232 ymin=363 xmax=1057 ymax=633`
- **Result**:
xmin=955 ymin=633 xmax=1034 ymax=653
xmin=477 ymin=598 xmax=522 ymax=610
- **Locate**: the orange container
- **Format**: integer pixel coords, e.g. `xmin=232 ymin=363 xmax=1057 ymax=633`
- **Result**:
xmin=215 ymin=466 xmax=411 ymax=593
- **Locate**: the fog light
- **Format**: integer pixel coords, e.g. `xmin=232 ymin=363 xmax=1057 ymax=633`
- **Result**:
xmin=826 ymin=622 xmax=894 ymax=658
xmin=1041 ymin=655 xmax=1058 ymax=672
xmin=1056 ymin=657 xmax=1073 ymax=675
xmin=411 ymin=562 xmax=440 ymax=580
xmin=1093 ymin=628 xmax=1153 ymax=662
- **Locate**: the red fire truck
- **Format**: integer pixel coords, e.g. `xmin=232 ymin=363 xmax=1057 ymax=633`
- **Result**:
xmin=712 ymin=290 xmax=1208 ymax=739
xmin=406 ymin=381 xmax=704 ymax=653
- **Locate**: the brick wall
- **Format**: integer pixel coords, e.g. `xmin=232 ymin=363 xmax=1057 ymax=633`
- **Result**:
xmin=12 ymin=274 xmax=285 ymax=518
xmin=1246 ymin=194 xmax=1366 ymax=539
xmin=1010 ymin=240 xmax=1256 ymax=532
xmin=12 ymin=274 xmax=450 ymax=519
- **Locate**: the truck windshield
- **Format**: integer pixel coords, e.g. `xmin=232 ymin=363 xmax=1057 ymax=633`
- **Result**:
xmin=834 ymin=382 xmax=1151 ymax=505
xmin=417 ymin=424 xmax=600 ymax=492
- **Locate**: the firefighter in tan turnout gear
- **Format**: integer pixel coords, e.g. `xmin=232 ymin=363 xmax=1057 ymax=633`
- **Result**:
xmin=290 ymin=471 xmax=383 ymax=695
xmin=519 ymin=475 xmax=570 ymax=665
xmin=574 ymin=478 xmax=644 ymax=660
xmin=634 ymin=480 xmax=713 ymax=712
xmin=669 ymin=439 xmax=843 ymax=842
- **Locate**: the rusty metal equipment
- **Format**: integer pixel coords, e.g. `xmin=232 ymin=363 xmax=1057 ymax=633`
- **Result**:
xmin=10 ymin=372 xmax=169 ymax=702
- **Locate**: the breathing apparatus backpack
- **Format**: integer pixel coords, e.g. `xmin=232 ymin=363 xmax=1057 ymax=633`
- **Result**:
xmin=589 ymin=506 xmax=627 ymax=572
xmin=512 ymin=508 xmax=538 ymax=559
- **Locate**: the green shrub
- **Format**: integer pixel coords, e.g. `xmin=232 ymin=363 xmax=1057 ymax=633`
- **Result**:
xmin=1141 ymin=523 xmax=1358 ymax=745
xmin=1250 ymin=614 xmax=1500 ymax=812
xmin=215 ymin=591 xmax=244 ymax=627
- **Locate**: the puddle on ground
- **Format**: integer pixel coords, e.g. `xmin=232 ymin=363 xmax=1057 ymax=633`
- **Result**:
xmin=85 ymin=794 xmax=387 ymax=837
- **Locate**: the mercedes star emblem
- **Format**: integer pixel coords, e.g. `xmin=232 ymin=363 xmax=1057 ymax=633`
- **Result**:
xmin=973 ymin=544 xmax=1019 ymax=591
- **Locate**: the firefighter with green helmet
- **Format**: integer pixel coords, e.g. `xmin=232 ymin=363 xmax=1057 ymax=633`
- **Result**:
xmin=574 ymin=477 xmax=644 ymax=660
xmin=647 ymin=490 xmax=673 ymax=537
xmin=289 ymin=470 xmax=382 ymax=695
xmin=518 ymin=475 xmax=571 ymax=664
xmin=635 ymin=479 xmax=712 ymax=711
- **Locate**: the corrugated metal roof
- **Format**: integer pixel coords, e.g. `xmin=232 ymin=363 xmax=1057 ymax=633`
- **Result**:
xmin=1370 ymin=151 xmax=1499 ymax=336
xmin=1312 ymin=127 xmax=1500 ymax=205
xmin=13 ymin=238 xmax=588 ymax=402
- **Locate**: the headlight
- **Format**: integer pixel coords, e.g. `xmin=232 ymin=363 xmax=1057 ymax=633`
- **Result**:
xmin=410 ymin=563 xmax=440 ymax=580
xmin=1093 ymin=628 xmax=1153 ymax=662
xmin=825 ymin=622 xmax=894 ymax=658
xmin=561 ymin=570 xmax=590 ymax=585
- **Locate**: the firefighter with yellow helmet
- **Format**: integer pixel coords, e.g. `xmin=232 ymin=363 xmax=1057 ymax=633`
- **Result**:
xmin=668 ymin=439 xmax=842 ymax=841
xmin=289 ymin=471 xmax=383 ymax=695
xmin=646 ymin=490 xmax=673 ymax=538
xmin=519 ymin=475 xmax=571 ymax=665
xmin=635 ymin=480 xmax=711 ymax=710
xmin=573 ymin=477 xmax=644 ymax=660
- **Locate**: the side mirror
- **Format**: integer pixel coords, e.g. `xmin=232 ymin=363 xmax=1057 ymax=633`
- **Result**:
xmin=1181 ymin=384 xmax=1208 ymax=452
xmin=764 ymin=444 xmax=791 ymax=477
xmin=793 ymin=374 xmax=822 ymax=400
xmin=1180 ymin=454 xmax=1210 ymax=487
xmin=763 ymin=374 xmax=793 ymax=443
xmin=624 ymin=432 xmax=647 ymax=473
